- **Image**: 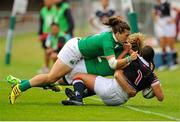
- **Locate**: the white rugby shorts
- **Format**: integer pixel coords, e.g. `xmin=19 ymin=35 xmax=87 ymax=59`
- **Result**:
xmin=64 ymin=59 xmax=88 ymax=84
xmin=155 ymin=17 xmax=176 ymax=38
xmin=94 ymin=76 xmax=129 ymax=106
xmin=57 ymin=38 xmax=82 ymax=68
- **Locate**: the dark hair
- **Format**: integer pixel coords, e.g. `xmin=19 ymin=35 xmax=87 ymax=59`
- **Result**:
xmin=140 ymin=46 xmax=155 ymax=77
xmin=104 ymin=16 xmax=130 ymax=34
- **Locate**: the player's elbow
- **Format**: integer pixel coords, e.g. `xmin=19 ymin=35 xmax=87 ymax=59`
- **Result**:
xmin=108 ymin=57 xmax=117 ymax=69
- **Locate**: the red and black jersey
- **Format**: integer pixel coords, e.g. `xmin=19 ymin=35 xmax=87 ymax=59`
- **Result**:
xmin=123 ymin=56 xmax=159 ymax=91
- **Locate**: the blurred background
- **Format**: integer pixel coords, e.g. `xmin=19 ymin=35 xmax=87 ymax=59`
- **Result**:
xmin=0 ymin=0 xmax=179 ymax=36
xmin=0 ymin=0 xmax=180 ymax=70
xmin=1 ymin=1 xmax=180 ymax=120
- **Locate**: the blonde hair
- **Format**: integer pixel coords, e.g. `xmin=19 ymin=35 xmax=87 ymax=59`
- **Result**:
xmin=127 ymin=32 xmax=145 ymax=52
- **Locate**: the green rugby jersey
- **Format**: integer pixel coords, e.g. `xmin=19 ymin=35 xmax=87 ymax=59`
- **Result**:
xmin=85 ymin=44 xmax=126 ymax=76
xmin=55 ymin=2 xmax=70 ymax=34
xmin=40 ymin=5 xmax=57 ymax=33
xmin=78 ymin=31 xmax=119 ymax=58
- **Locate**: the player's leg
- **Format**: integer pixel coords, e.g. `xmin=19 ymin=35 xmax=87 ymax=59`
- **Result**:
xmin=73 ymin=73 xmax=96 ymax=91
xmin=9 ymin=38 xmax=83 ymax=104
xmin=62 ymin=73 xmax=97 ymax=105
xmin=158 ymin=36 xmax=167 ymax=70
xmin=9 ymin=59 xmax=71 ymax=104
xmin=168 ymin=37 xmax=178 ymax=70
xmin=71 ymin=73 xmax=96 ymax=102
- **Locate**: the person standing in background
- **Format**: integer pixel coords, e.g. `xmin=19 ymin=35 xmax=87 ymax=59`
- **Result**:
xmin=54 ymin=0 xmax=74 ymax=40
xmin=89 ymin=0 xmax=115 ymax=33
xmin=152 ymin=0 xmax=178 ymax=71
xmin=38 ymin=0 xmax=57 ymax=74
xmin=45 ymin=23 xmax=66 ymax=63
xmin=173 ymin=6 xmax=180 ymax=41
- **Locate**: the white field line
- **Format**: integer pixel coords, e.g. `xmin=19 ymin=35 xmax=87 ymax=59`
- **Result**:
xmin=88 ymin=97 xmax=180 ymax=121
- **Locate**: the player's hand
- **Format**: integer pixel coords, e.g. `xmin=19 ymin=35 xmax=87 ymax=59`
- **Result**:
xmin=130 ymin=51 xmax=138 ymax=61
xmin=123 ymin=42 xmax=132 ymax=53
xmin=128 ymin=89 xmax=137 ymax=97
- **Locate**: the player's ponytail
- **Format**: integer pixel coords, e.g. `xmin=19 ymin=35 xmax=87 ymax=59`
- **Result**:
xmin=104 ymin=16 xmax=130 ymax=34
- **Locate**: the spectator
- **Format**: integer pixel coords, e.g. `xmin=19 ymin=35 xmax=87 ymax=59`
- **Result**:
xmin=152 ymin=0 xmax=178 ymax=71
xmin=54 ymin=0 xmax=74 ymax=40
xmin=45 ymin=23 xmax=66 ymax=63
xmin=89 ymin=0 xmax=115 ymax=33
xmin=38 ymin=0 xmax=57 ymax=73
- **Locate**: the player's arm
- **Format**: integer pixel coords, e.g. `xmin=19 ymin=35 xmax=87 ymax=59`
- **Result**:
xmin=114 ymin=70 xmax=137 ymax=97
xmin=151 ymin=81 xmax=164 ymax=102
xmin=117 ymin=42 xmax=131 ymax=59
xmin=106 ymin=51 xmax=138 ymax=69
xmin=115 ymin=42 xmax=133 ymax=69
xmin=104 ymin=41 xmax=138 ymax=69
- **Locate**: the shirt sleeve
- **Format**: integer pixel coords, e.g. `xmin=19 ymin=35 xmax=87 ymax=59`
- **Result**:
xmin=103 ymin=40 xmax=115 ymax=57
xmin=149 ymin=73 xmax=160 ymax=85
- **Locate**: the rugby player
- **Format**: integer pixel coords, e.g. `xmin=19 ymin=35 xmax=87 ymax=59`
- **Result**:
xmin=62 ymin=46 xmax=164 ymax=105
xmin=7 ymin=33 xmax=144 ymax=104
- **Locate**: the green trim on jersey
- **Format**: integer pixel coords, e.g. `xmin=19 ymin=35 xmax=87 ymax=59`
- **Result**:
xmin=55 ymin=3 xmax=70 ymax=34
xmin=78 ymin=31 xmax=118 ymax=58
xmin=40 ymin=5 xmax=57 ymax=33
xmin=85 ymin=44 xmax=126 ymax=76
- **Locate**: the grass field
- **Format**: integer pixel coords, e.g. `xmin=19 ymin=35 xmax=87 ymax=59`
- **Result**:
xmin=0 ymin=33 xmax=180 ymax=121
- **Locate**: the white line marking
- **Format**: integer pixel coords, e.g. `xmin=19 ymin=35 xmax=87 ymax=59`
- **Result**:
xmin=88 ymin=97 xmax=180 ymax=121
xmin=124 ymin=105 xmax=180 ymax=121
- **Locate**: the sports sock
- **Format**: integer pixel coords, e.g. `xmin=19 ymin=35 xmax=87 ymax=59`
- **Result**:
xmin=19 ymin=80 xmax=31 ymax=92
xmin=20 ymin=80 xmax=26 ymax=83
xmin=172 ymin=51 xmax=178 ymax=65
xmin=73 ymin=78 xmax=85 ymax=102
xmin=162 ymin=53 xmax=167 ymax=65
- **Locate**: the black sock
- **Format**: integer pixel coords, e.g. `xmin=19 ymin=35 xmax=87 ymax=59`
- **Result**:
xmin=73 ymin=79 xmax=85 ymax=102
xmin=162 ymin=53 xmax=167 ymax=65
xmin=83 ymin=89 xmax=95 ymax=98
xmin=172 ymin=51 xmax=178 ymax=65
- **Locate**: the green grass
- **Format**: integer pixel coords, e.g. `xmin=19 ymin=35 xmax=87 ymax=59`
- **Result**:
xmin=0 ymin=33 xmax=180 ymax=121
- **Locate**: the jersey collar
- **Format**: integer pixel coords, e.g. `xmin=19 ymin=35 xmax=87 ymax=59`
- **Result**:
xmin=112 ymin=33 xmax=118 ymax=43
xmin=138 ymin=55 xmax=149 ymax=67
xmin=112 ymin=32 xmax=124 ymax=45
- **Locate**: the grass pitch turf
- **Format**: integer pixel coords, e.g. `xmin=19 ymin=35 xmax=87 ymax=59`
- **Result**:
xmin=0 ymin=33 xmax=180 ymax=121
